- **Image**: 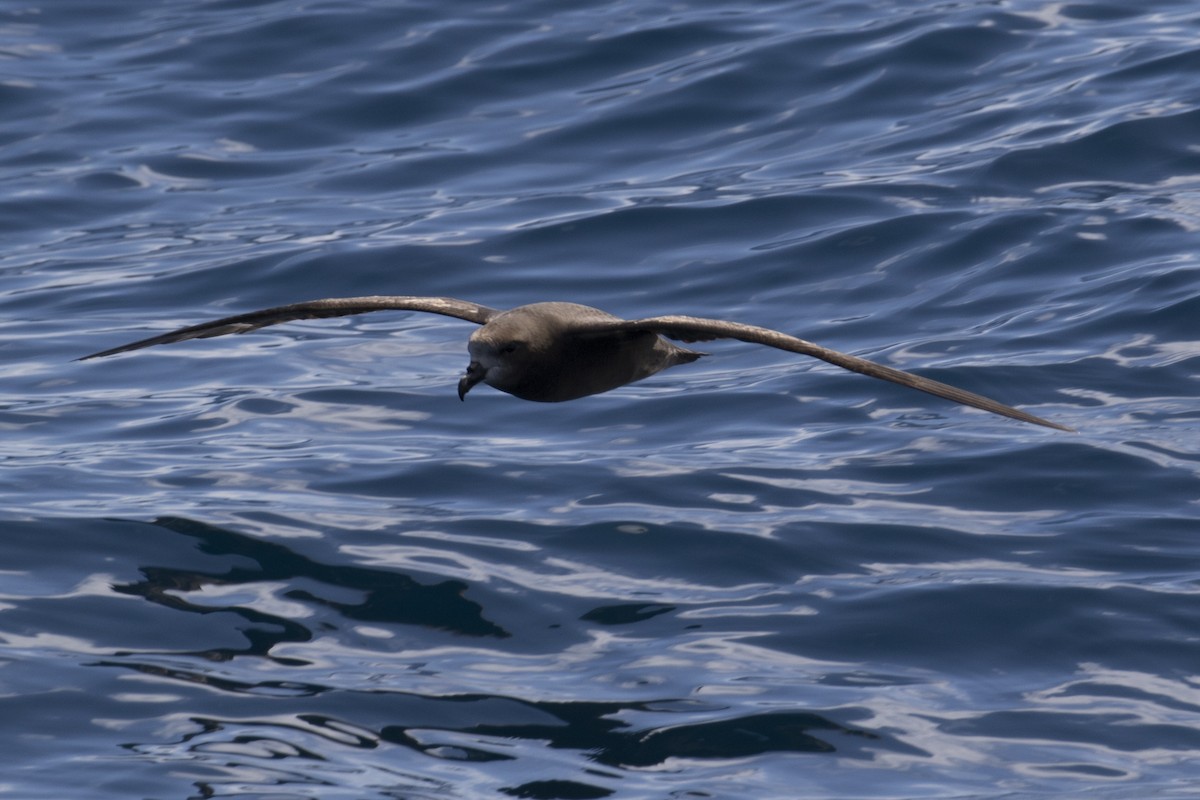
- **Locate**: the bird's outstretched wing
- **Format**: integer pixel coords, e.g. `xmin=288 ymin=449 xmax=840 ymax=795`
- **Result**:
xmin=573 ymin=315 xmax=1072 ymax=431
xmin=78 ymin=296 xmax=499 ymax=361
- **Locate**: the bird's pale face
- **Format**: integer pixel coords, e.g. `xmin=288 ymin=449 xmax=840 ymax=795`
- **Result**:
xmin=460 ymin=305 xmax=584 ymax=401
xmin=458 ymin=324 xmax=543 ymax=401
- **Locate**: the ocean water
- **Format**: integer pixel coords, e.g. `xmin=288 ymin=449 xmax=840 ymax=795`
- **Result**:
xmin=2 ymin=0 xmax=1198 ymax=797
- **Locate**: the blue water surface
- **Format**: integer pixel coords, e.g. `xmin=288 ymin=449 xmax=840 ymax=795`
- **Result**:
xmin=2 ymin=1 xmax=1199 ymax=798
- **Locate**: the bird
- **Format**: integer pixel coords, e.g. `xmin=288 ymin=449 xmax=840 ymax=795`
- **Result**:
xmin=78 ymin=295 xmax=1072 ymax=431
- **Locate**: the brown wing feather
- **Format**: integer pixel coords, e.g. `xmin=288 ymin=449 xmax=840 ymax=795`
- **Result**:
xmin=78 ymin=296 xmax=498 ymax=361
xmin=575 ymin=315 xmax=1073 ymax=432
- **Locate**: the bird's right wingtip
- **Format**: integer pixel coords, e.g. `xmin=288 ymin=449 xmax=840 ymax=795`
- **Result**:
xmin=75 ymin=345 xmax=127 ymax=362
xmin=1008 ymin=407 xmax=1074 ymax=432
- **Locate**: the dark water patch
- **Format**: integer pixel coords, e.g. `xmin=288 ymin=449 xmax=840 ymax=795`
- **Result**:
xmin=120 ymin=516 xmax=510 ymax=645
xmin=985 ymin=109 xmax=1200 ymax=191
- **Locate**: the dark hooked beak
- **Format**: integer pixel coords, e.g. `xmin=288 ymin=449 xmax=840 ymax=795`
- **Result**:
xmin=457 ymin=361 xmax=485 ymax=401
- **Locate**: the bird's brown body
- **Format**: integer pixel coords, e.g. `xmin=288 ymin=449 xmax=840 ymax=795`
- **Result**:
xmin=458 ymin=302 xmax=703 ymax=402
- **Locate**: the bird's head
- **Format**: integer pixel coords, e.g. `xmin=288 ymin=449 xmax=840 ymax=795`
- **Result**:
xmin=458 ymin=307 xmax=558 ymax=401
xmin=458 ymin=335 xmax=533 ymax=400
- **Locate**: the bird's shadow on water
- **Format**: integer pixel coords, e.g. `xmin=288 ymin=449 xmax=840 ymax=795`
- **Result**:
xmin=89 ymin=515 xmax=924 ymax=789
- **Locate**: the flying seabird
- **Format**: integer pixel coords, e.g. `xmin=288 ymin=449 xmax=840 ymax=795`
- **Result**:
xmin=79 ymin=296 xmax=1072 ymax=431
